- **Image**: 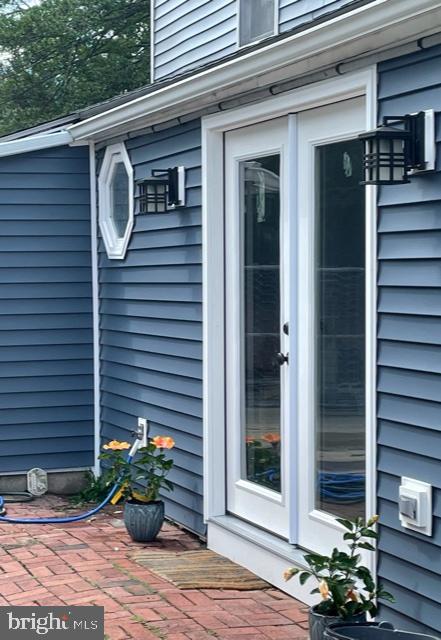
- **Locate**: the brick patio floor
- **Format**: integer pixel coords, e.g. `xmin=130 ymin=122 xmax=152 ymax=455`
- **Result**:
xmin=0 ymin=496 xmax=309 ymax=640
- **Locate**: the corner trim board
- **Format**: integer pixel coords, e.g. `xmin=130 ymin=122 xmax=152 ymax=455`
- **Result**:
xmin=89 ymin=141 xmax=101 ymax=477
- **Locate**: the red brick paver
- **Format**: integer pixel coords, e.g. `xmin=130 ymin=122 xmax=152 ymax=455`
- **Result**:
xmin=0 ymin=496 xmax=309 ymax=639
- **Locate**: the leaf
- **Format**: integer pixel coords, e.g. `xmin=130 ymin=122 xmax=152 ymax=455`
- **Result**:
xmin=336 ymin=518 xmax=354 ymax=531
xmin=343 ymin=532 xmax=357 ymax=541
xmin=360 ymin=528 xmax=378 ymax=539
xmin=299 ymin=572 xmax=312 ymax=586
xmin=358 ymin=542 xmax=376 ymax=552
xmin=0 ymin=0 xmax=151 ymax=136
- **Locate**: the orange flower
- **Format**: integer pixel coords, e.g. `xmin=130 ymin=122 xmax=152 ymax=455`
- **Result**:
xmin=245 ymin=436 xmax=256 ymax=444
xmin=319 ymin=580 xmax=329 ymax=600
xmin=283 ymin=568 xmax=298 ymax=582
xmin=103 ymin=440 xmax=131 ymax=451
xmin=262 ymin=433 xmax=281 ymax=444
xmin=151 ymin=436 xmax=175 ymax=449
xmin=347 ymin=589 xmax=358 ymax=602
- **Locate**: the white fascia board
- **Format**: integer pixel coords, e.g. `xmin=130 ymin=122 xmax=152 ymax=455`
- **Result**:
xmin=68 ymin=0 xmax=441 ymax=142
xmin=0 ymin=130 xmax=73 ymax=157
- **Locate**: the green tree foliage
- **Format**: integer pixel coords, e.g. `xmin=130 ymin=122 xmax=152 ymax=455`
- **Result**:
xmin=0 ymin=0 xmax=150 ymax=135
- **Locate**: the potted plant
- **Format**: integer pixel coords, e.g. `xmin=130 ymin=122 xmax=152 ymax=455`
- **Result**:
xmin=284 ymin=516 xmax=394 ymax=640
xmin=100 ymin=436 xmax=175 ymax=542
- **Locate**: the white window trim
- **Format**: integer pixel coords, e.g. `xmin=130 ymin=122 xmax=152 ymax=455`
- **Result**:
xmin=98 ymin=142 xmax=134 ymax=260
xmin=202 ymin=68 xmax=377 ymax=594
xmin=237 ymin=0 xmax=279 ymax=49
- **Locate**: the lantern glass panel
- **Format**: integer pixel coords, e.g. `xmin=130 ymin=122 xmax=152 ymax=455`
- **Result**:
xmin=147 ymin=182 xmax=167 ymax=213
xmin=378 ymin=136 xmax=406 ymax=183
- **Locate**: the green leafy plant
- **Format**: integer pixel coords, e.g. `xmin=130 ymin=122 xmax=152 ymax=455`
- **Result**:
xmin=69 ymin=470 xmax=116 ymax=506
xmin=284 ymin=516 xmax=394 ymax=618
xmin=99 ymin=437 xmax=175 ymax=503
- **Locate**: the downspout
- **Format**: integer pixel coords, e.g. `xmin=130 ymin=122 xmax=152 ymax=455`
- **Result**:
xmin=89 ymin=141 xmax=101 ymax=476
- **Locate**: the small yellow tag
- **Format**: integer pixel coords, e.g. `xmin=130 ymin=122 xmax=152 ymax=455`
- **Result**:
xmin=110 ymin=486 xmax=125 ymax=505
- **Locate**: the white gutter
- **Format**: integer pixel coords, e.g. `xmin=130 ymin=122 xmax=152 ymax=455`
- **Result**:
xmin=68 ymin=0 xmax=441 ymax=142
xmin=0 ymin=130 xmax=73 ymax=157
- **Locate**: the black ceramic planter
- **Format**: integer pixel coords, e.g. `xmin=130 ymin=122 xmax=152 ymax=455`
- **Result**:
xmin=309 ymin=605 xmax=366 ymax=640
xmin=124 ymin=499 xmax=164 ymax=542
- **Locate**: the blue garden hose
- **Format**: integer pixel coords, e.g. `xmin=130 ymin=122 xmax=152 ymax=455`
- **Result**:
xmin=0 ymin=452 xmax=134 ymax=525
xmin=319 ymin=471 xmax=365 ymax=503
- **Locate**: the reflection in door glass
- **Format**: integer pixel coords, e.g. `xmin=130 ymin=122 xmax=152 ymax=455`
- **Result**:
xmin=315 ymin=140 xmax=365 ymax=519
xmin=240 ymin=155 xmax=281 ymax=493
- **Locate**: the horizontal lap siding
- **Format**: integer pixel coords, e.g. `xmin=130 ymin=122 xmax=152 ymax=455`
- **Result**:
xmin=153 ymin=0 xmax=236 ymax=80
xmin=278 ymin=0 xmax=358 ymax=33
xmin=377 ymin=45 xmax=441 ymax=632
xmin=0 ymin=145 xmax=94 ymax=473
xmin=98 ymin=120 xmax=204 ymax=535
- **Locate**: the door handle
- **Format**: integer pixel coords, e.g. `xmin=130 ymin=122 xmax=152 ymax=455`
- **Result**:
xmin=275 ymin=352 xmax=289 ymax=366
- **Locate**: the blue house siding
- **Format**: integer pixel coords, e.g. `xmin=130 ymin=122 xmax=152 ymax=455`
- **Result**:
xmin=153 ymin=0 xmax=236 ymax=81
xmin=152 ymin=0 xmax=369 ymax=82
xmin=98 ymin=120 xmax=204 ymax=535
xmin=279 ymin=0 xmax=358 ymax=33
xmin=377 ymin=45 xmax=441 ymax=633
xmin=0 ymin=145 xmax=94 ymax=473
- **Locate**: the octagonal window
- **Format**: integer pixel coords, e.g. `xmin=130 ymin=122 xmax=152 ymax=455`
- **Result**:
xmin=98 ymin=143 xmax=134 ymax=260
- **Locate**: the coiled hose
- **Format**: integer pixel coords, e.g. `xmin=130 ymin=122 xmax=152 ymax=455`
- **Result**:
xmin=0 ymin=453 xmax=134 ymax=524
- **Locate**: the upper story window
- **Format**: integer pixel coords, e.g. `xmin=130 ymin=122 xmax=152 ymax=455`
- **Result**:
xmin=239 ymin=0 xmax=276 ymax=47
xmin=98 ymin=143 xmax=134 ymax=260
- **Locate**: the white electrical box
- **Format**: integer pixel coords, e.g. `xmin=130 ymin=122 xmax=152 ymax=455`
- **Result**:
xmin=399 ymin=477 xmax=432 ymax=537
xmin=137 ymin=417 xmax=149 ymax=447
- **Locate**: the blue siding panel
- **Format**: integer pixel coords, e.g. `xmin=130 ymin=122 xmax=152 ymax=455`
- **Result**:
xmin=279 ymin=0 xmax=358 ymax=32
xmin=98 ymin=120 xmax=204 ymax=535
xmin=0 ymin=145 xmax=94 ymax=472
xmin=153 ymin=0 xmax=236 ymax=80
xmin=152 ymin=0 xmax=367 ymax=81
xmin=377 ymin=48 xmax=441 ymax=632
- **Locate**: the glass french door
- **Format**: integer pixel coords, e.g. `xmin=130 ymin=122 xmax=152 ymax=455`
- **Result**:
xmin=297 ymin=97 xmax=368 ymax=553
xmin=225 ymin=118 xmax=292 ymax=538
xmin=223 ymin=98 xmax=368 ymax=551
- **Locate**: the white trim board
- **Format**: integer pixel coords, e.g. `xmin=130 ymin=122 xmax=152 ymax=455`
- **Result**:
xmin=202 ymin=68 xmax=377 ymax=601
xmin=67 ymin=0 xmax=441 ymax=141
xmin=0 ymin=130 xmax=73 ymax=157
xmin=89 ymin=141 xmax=101 ymax=477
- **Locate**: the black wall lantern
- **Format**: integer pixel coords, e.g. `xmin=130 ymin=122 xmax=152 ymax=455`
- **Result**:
xmin=136 ymin=166 xmax=186 ymax=213
xmin=359 ymin=109 xmax=435 ymax=185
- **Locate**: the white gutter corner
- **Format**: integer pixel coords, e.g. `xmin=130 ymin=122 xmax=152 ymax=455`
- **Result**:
xmin=0 ymin=130 xmax=73 ymax=158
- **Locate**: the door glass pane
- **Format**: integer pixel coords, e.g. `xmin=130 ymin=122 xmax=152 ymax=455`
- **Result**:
xmin=315 ymin=140 xmax=365 ymax=519
xmin=240 ymin=155 xmax=281 ymax=493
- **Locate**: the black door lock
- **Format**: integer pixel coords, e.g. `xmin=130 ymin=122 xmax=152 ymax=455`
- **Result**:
xmin=275 ymin=352 xmax=289 ymax=365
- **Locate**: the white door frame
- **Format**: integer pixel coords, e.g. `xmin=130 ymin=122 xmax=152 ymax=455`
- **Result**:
xmin=202 ymin=68 xmax=377 ymax=576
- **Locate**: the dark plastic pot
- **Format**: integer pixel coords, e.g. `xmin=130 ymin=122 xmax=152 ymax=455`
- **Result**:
xmin=324 ymin=622 xmax=440 ymax=640
xmin=124 ymin=499 xmax=164 ymax=542
xmin=309 ymin=605 xmax=366 ymax=640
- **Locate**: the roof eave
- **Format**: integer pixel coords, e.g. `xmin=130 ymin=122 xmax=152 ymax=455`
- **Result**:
xmin=67 ymin=0 xmax=441 ymax=142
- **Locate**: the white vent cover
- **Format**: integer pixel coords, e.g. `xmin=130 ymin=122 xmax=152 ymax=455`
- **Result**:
xmin=27 ymin=468 xmax=48 ymax=496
